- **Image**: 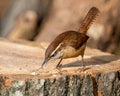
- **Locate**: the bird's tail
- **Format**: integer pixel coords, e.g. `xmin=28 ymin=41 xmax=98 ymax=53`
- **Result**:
xmin=79 ymin=7 xmax=100 ymax=34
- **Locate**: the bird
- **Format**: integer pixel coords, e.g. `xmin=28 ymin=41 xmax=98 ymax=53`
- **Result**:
xmin=41 ymin=7 xmax=100 ymax=70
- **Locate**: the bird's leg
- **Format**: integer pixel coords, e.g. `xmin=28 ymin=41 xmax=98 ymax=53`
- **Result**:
xmin=56 ymin=59 xmax=63 ymax=69
xmin=81 ymin=56 xmax=85 ymax=71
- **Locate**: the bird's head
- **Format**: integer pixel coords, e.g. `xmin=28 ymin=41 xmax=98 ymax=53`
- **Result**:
xmin=41 ymin=49 xmax=63 ymax=68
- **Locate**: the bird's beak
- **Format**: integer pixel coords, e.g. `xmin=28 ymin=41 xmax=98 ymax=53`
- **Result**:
xmin=41 ymin=58 xmax=50 ymax=68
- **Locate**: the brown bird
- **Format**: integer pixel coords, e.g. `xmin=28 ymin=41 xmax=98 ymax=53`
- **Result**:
xmin=41 ymin=7 xmax=100 ymax=70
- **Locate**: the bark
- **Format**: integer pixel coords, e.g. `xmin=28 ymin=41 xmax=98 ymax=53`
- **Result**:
xmin=0 ymin=72 xmax=120 ymax=96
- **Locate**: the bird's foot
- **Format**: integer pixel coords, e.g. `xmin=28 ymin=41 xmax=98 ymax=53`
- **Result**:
xmin=82 ymin=66 xmax=85 ymax=71
xmin=56 ymin=64 xmax=62 ymax=70
xmin=77 ymin=66 xmax=86 ymax=73
xmin=51 ymin=64 xmax=62 ymax=75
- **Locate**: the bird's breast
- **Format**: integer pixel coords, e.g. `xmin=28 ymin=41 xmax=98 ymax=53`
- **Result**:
xmin=61 ymin=44 xmax=86 ymax=59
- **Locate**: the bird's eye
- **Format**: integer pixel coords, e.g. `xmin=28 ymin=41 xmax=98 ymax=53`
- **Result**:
xmin=50 ymin=53 xmax=56 ymax=59
xmin=51 ymin=54 xmax=55 ymax=57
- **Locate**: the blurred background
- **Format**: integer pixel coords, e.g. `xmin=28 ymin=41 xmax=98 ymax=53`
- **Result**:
xmin=0 ymin=0 xmax=120 ymax=55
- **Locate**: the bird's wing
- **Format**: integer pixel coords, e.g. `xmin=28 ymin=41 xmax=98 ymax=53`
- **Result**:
xmin=75 ymin=33 xmax=89 ymax=49
xmin=62 ymin=32 xmax=89 ymax=49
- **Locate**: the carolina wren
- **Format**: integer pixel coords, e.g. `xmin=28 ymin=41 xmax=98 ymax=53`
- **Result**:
xmin=42 ymin=7 xmax=99 ymax=70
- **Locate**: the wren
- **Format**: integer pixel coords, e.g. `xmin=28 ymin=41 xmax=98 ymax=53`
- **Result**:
xmin=41 ymin=7 xmax=99 ymax=70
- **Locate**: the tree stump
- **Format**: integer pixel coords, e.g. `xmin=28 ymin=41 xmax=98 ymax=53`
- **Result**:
xmin=0 ymin=40 xmax=120 ymax=96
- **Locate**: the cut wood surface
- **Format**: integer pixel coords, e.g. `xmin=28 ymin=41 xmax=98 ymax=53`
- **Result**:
xmin=0 ymin=40 xmax=120 ymax=80
xmin=0 ymin=39 xmax=120 ymax=96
